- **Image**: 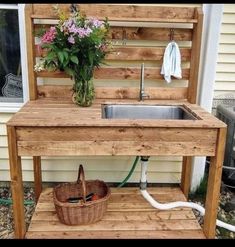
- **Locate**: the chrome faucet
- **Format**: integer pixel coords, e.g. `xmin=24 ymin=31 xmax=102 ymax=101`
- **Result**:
xmin=139 ymin=63 xmax=149 ymax=101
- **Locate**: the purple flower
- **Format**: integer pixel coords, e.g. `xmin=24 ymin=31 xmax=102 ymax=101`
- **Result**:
xmin=68 ymin=36 xmax=75 ymax=44
xmin=88 ymin=17 xmax=104 ymax=28
xmin=77 ymin=27 xmax=92 ymax=38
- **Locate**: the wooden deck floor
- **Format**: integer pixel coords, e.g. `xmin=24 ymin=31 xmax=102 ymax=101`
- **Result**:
xmin=26 ymin=187 xmax=205 ymax=239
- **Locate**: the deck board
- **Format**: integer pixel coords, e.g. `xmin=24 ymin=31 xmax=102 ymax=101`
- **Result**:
xmin=26 ymin=187 xmax=205 ymax=239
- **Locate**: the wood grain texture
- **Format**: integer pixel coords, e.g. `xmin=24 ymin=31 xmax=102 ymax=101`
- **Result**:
xmin=7 ymin=100 xmax=226 ymax=128
xmin=34 ymin=25 xmax=193 ymax=41
xmin=181 ymin=156 xmax=192 ymax=199
xmin=188 ymin=8 xmax=203 ymax=103
xmin=25 ymin=5 xmax=37 ymax=100
xmin=8 ymin=4 xmax=224 ymax=240
xmin=37 ymin=85 xmax=188 ymax=100
xmin=26 ymin=187 xmax=205 ymax=239
xmin=17 ymin=140 xmax=216 ymax=156
xmin=16 ymin=127 xmax=217 ymax=142
xmin=36 ymin=46 xmax=191 ymax=62
xmin=33 ymin=156 xmax=42 ymax=202
xmin=7 ymin=126 xmax=26 ymax=239
xmin=31 ymin=4 xmax=197 ymax=22
xmin=37 ymin=67 xmax=190 ymax=80
xmin=204 ymin=128 xmax=227 ymax=239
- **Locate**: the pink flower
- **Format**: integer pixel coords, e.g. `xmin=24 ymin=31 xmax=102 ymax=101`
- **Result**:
xmin=41 ymin=26 xmax=56 ymax=44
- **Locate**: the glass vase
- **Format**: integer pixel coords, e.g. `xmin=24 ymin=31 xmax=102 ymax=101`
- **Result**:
xmin=73 ymin=77 xmax=95 ymax=107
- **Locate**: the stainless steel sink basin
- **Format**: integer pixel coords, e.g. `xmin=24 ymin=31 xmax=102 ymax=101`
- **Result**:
xmin=102 ymin=105 xmax=197 ymax=120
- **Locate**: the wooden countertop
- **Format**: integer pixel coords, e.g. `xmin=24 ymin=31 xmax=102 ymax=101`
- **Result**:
xmin=7 ymin=99 xmax=226 ymax=128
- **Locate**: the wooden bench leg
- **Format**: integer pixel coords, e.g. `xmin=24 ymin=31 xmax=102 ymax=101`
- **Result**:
xmin=181 ymin=156 xmax=192 ymax=199
xmin=33 ymin=156 xmax=42 ymax=202
xmin=7 ymin=126 xmax=26 ymax=239
xmin=204 ymin=128 xmax=227 ymax=239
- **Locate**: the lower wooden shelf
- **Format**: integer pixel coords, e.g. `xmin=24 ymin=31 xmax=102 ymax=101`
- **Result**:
xmin=26 ymin=187 xmax=205 ymax=239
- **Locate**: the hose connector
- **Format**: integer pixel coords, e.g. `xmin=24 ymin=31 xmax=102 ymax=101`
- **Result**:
xmin=140 ymin=181 xmax=147 ymax=190
xmin=140 ymin=156 xmax=150 ymax=162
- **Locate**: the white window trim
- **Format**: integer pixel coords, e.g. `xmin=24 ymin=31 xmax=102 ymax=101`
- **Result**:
xmin=0 ymin=4 xmax=29 ymax=113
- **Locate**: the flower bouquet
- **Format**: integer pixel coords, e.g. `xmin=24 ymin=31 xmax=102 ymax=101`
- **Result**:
xmin=35 ymin=5 xmax=111 ymax=107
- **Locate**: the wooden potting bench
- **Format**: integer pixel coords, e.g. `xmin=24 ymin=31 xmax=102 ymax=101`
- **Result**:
xmin=7 ymin=4 xmax=226 ymax=239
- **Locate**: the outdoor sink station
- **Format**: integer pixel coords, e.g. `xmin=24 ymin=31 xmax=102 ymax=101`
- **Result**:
xmin=7 ymin=4 xmax=227 ymax=239
xmin=102 ymin=104 xmax=197 ymax=120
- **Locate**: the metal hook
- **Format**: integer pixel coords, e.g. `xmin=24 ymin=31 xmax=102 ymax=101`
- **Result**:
xmin=70 ymin=4 xmax=78 ymax=13
xmin=170 ymin=28 xmax=174 ymax=41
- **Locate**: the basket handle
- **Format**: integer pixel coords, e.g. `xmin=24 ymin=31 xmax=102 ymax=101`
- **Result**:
xmin=77 ymin=164 xmax=86 ymax=203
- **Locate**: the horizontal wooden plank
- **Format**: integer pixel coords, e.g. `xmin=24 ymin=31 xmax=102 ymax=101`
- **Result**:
xmin=35 ymin=46 xmax=191 ymax=62
xmin=102 ymin=47 xmax=190 ymax=62
xmin=39 ymin=193 xmax=187 ymax=205
xmin=17 ymin=140 xmax=216 ymax=156
xmin=7 ymin=100 xmax=225 ymax=128
xmin=37 ymin=67 xmax=190 ymax=80
xmin=29 ymin=189 xmax=192 ymax=212
xmin=31 ymin=4 xmax=197 ymax=22
xmin=26 ymin=230 xmax=205 ymax=239
xmin=35 ymin=201 xmax=185 ymax=212
xmin=16 ymin=127 xmax=217 ymax=142
xmin=38 ymin=187 xmax=186 ymax=202
xmin=26 ymin=187 xmax=204 ymax=239
xmin=31 ymin=210 xmax=195 ymax=221
xmin=37 ymin=85 xmax=188 ymax=100
xmin=28 ymin=219 xmax=201 ymax=231
xmin=34 ymin=25 xmax=193 ymax=41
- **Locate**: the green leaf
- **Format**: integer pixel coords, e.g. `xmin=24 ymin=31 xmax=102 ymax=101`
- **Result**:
xmin=57 ymin=51 xmax=64 ymax=64
xmin=70 ymin=56 xmax=79 ymax=65
xmin=46 ymin=51 xmax=56 ymax=60
xmin=64 ymin=67 xmax=75 ymax=77
xmin=88 ymin=51 xmax=94 ymax=66
xmin=64 ymin=67 xmax=74 ymax=76
xmin=63 ymin=51 xmax=69 ymax=60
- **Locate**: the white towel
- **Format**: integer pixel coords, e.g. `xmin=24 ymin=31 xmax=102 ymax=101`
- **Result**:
xmin=160 ymin=41 xmax=182 ymax=83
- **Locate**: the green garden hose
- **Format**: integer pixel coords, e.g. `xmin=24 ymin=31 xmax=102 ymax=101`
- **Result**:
xmin=0 ymin=156 xmax=140 ymax=204
xmin=0 ymin=198 xmax=34 ymax=206
xmin=117 ymin=156 xmax=139 ymax=188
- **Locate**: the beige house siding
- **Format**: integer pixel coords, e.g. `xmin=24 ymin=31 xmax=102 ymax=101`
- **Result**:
xmin=0 ymin=4 xmax=201 ymax=183
xmin=214 ymin=4 xmax=235 ymax=103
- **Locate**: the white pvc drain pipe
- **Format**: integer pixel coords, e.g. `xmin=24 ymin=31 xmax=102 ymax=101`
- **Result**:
xmin=140 ymin=159 xmax=235 ymax=232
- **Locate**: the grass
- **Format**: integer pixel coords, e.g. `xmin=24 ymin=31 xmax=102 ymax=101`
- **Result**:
xmin=189 ymin=173 xmax=208 ymax=200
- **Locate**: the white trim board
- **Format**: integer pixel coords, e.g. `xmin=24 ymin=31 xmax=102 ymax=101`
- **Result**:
xmin=0 ymin=4 xmax=28 ymax=113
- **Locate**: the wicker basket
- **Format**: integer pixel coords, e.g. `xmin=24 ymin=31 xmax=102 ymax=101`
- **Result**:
xmin=53 ymin=165 xmax=111 ymax=225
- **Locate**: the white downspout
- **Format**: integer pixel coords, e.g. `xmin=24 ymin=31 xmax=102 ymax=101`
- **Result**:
xmin=191 ymin=4 xmax=224 ymax=192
